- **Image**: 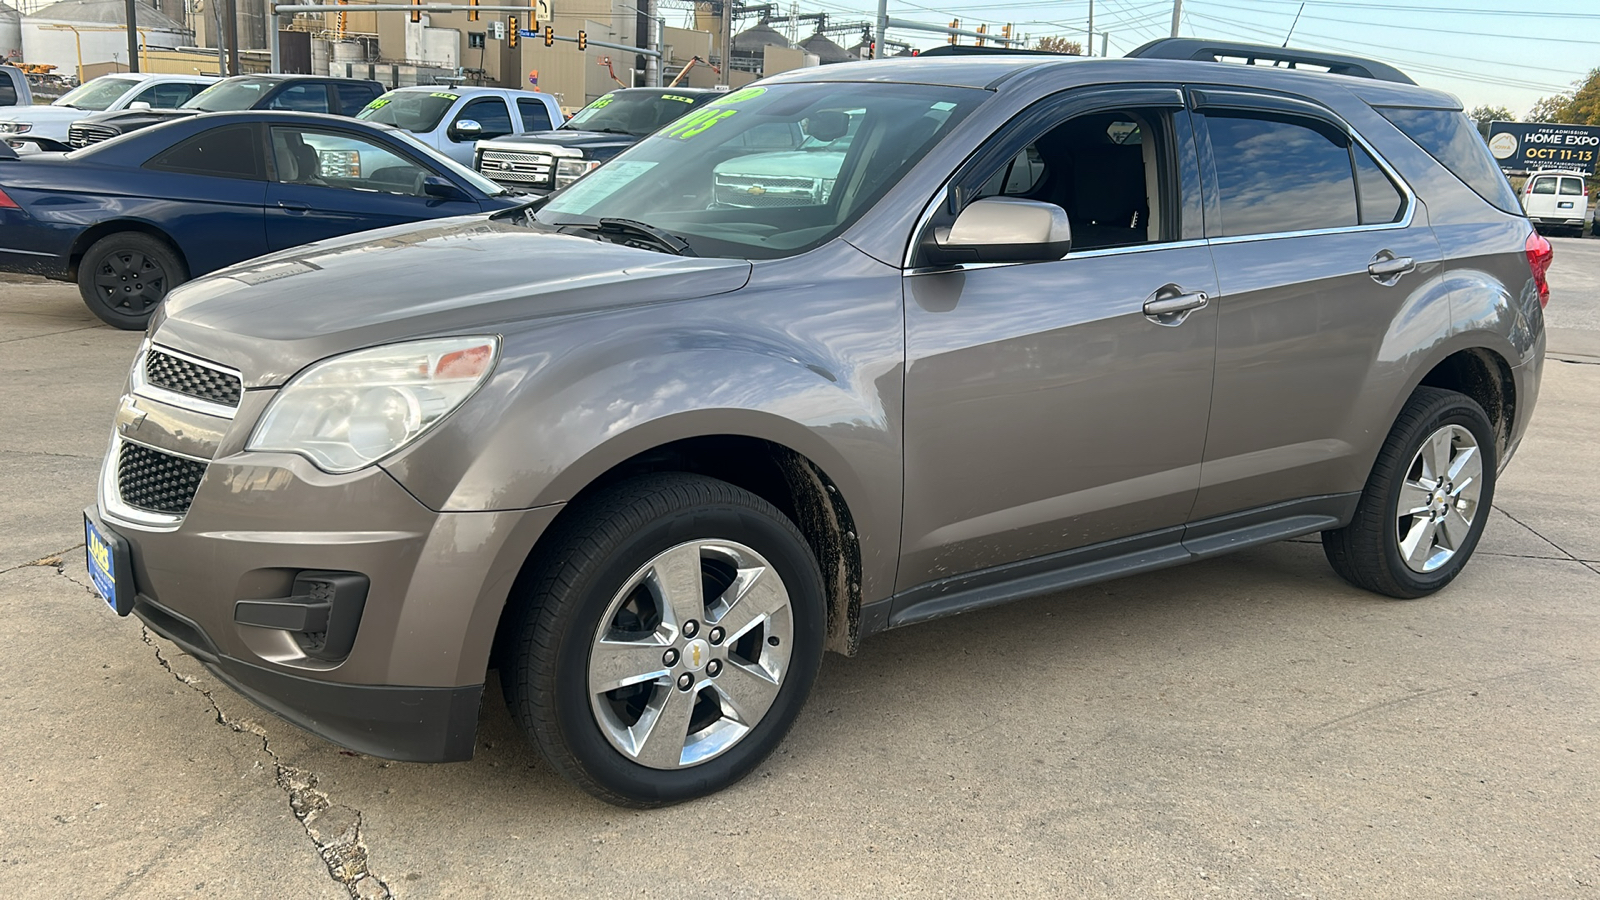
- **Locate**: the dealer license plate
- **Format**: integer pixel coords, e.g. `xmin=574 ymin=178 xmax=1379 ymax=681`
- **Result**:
xmin=84 ymin=512 xmax=132 ymax=616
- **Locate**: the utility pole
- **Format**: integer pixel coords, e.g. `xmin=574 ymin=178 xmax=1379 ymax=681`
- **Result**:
xmin=123 ymin=0 xmax=140 ymax=72
xmin=1170 ymin=0 xmax=1182 ymax=37
xmin=225 ymin=0 xmax=240 ymax=75
xmin=721 ymin=0 xmax=731 ymax=84
xmin=1086 ymin=0 xmax=1093 ymax=56
xmin=874 ymin=0 xmax=886 ymax=59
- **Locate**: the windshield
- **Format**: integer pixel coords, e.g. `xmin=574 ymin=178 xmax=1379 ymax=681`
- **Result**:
xmin=54 ymin=77 xmax=139 ymax=111
xmin=392 ymin=129 xmax=510 ymax=196
xmin=565 ymin=91 xmax=704 ymax=136
xmin=533 ymin=82 xmax=983 ymax=259
xmin=183 ymin=78 xmax=274 ymax=112
xmin=358 ymin=91 xmax=457 ymax=132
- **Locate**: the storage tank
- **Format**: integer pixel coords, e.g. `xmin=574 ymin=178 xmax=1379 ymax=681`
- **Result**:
xmin=0 ymin=3 xmax=22 ymax=66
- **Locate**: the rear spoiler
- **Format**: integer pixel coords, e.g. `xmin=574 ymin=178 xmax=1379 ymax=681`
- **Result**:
xmin=0 ymin=142 xmax=17 ymax=161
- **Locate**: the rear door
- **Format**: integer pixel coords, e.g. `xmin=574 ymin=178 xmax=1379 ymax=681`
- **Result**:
xmin=1188 ymin=89 xmax=1442 ymax=526
xmin=1522 ymin=173 xmax=1560 ymax=219
xmin=263 ymin=124 xmax=479 ymax=251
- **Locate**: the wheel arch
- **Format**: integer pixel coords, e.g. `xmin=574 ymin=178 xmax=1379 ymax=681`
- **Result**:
xmin=492 ymin=433 xmax=869 ymax=672
xmin=67 ymin=219 xmax=189 ymax=281
xmin=1414 ymin=344 xmax=1517 ymax=463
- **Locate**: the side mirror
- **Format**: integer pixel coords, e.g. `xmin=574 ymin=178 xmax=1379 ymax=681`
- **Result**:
xmin=932 ymin=197 xmax=1071 ymax=264
xmin=128 ymin=101 xmax=152 ymax=111
xmin=422 ymin=175 xmax=471 ymax=201
xmin=449 ymin=118 xmax=482 ymax=142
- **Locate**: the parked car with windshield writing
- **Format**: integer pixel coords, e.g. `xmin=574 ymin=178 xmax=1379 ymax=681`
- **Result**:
xmin=475 ymin=87 xmax=717 ymax=192
xmin=356 ymin=85 xmax=563 ymax=167
xmin=84 ymin=39 xmax=1549 ymax=808
xmin=0 ymin=73 xmax=215 ymax=153
xmin=66 ymin=74 xmax=383 ymax=148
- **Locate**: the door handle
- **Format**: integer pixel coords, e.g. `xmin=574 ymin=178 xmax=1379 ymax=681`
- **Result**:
xmin=276 ymin=200 xmax=310 ymax=213
xmin=1143 ymin=287 xmax=1209 ymax=323
xmin=1367 ymin=253 xmax=1415 ymax=284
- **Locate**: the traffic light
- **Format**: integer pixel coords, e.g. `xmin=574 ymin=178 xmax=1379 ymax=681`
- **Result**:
xmin=948 ymin=19 xmax=958 ymax=45
xmin=577 ymin=29 xmax=587 ymax=51
xmin=508 ymin=15 xmax=518 ymax=47
xmin=976 ymin=23 xmax=986 ymax=47
xmin=410 ymin=0 xmax=420 ymax=24
xmin=544 ymin=25 xmax=554 ymax=46
xmin=1001 ymin=23 xmax=1011 ymax=44
xmin=867 ymin=41 xmax=875 ymax=59
xmin=466 ymin=0 xmax=478 ymax=22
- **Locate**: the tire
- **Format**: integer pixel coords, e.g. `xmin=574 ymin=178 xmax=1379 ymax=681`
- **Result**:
xmin=501 ymin=473 xmax=826 ymax=807
xmin=76 ymin=232 xmax=187 ymax=330
xmin=1322 ymin=386 xmax=1497 ymax=599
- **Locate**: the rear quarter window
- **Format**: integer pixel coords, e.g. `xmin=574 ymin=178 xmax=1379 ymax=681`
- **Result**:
xmin=1376 ymin=107 xmax=1520 ymax=215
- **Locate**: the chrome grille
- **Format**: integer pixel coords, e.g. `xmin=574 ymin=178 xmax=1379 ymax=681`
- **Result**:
xmin=144 ymin=350 xmax=242 ymax=407
xmin=117 ymin=442 xmax=206 ymax=515
xmin=478 ymin=149 xmax=554 ymax=186
xmin=68 ymin=123 xmax=118 ymax=149
xmin=713 ymin=174 xmax=820 ymax=208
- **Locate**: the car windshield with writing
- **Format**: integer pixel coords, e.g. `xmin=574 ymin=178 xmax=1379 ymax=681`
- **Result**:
xmin=182 ymin=78 xmax=273 ymax=112
xmin=358 ymin=91 xmax=458 ymax=132
xmin=53 ymin=77 xmax=139 ymax=111
xmin=565 ymin=91 xmax=705 ymax=136
xmin=531 ymin=82 xmax=982 ymax=259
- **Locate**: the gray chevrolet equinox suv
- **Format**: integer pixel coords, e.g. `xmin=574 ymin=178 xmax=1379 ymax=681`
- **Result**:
xmin=86 ymin=39 xmax=1551 ymax=806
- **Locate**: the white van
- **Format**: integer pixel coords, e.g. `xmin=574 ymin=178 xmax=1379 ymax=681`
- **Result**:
xmin=1521 ymin=170 xmax=1589 ymax=236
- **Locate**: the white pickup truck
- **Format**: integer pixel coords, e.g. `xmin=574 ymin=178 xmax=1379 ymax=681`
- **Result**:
xmin=356 ymin=86 xmax=564 ymax=167
xmin=0 ymin=73 xmax=215 ymax=152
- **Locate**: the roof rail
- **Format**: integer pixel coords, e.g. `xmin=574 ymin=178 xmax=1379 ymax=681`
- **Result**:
xmin=916 ymin=45 xmax=1079 ymax=58
xmin=1125 ymin=37 xmax=1414 ymax=85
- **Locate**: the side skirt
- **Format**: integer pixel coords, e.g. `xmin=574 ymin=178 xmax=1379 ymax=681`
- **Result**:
xmin=868 ymin=492 xmax=1360 ymax=633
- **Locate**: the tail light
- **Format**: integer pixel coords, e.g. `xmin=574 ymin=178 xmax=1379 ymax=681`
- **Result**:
xmin=1525 ymin=229 xmax=1552 ymax=308
xmin=0 ymin=186 xmax=18 ymax=209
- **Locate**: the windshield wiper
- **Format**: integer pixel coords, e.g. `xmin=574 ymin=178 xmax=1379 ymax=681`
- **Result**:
xmin=593 ymin=218 xmax=696 ymax=256
xmin=584 ymin=127 xmax=636 ymax=136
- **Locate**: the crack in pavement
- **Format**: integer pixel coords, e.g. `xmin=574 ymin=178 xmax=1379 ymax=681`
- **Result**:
xmin=0 ymin=543 xmax=86 ymax=578
xmin=139 ymin=629 xmax=396 ymax=900
xmin=1491 ymin=506 xmax=1600 ymax=580
xmin=0 ymin=324 xmax=104 ymax=345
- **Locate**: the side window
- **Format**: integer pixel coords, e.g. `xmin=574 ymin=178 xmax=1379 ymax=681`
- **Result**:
xmin=962 ymin=108 xmax=1176 ymax=251
xmin=335 ymin=84 xmax=380 ymax=117
xmin=145 ymin=124 xmax=264 ymax=179
xmin=1207 ymin=112 xmax=1357 ymax=236
xmin=0 ymin=77 xmax=15 ymax=105
xmin=517 ymin=98 xmax=552 ymax=132
xmin=137 ymin=82 xmax=203 ymax=109
xmin=1559 ymin=177 xmax=1584 ymax=196
xmin=270 ymin=126 xmax=431 ymax=196
xmin=1353 ymin=144 xmax=1404 ymax=225
xmin=1530 ymin=177 xmax=1557 ymax=195
xmin=268 ymin=84 xmax=331 ymax=113
xmin=454 ymin=98 xmax=512 ymax=140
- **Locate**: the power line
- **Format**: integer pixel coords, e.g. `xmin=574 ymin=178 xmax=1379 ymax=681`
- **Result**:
xmin=1192 ymin=0 xmax=1600 ymax=18
xmin=1192 ymin=0 xmax=1600 ymax=45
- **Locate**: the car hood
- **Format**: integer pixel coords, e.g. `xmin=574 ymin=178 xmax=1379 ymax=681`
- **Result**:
xmin=482 ymin=130 xmax=638 ymax=152
xmin=154 ymin=214 xmax=754 ymax=387
xmin=75 ymin=108 xmax=196 ymax=131
xmin=0 ymin=106 xmax=98 ymax=127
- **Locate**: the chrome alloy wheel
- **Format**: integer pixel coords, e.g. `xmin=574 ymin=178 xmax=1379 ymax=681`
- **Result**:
xmin=1395 ymin=424 xmax=1483 ymax=574
xmin=587 ymin=540 xmax=794 ymax=770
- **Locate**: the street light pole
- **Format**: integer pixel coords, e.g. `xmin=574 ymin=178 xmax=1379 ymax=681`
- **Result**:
xmin=1170 ymin=0 xmax=1182 ymax=37
xmin=123 ymin=0 xmax=139 ymax=72
xmin=1086 ymin=0 xmax=1093 ymax=56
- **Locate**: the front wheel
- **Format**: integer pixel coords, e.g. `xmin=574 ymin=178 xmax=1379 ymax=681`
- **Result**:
xmin=502 ymin=474 xmax=826 ymax=807
xmin=76 ymin=232 xmax=187 ymax=330
xmin=1323 ymin=386 xmax=1497 ymax=598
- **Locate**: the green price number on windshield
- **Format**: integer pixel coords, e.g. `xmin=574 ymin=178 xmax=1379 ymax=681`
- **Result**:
xmin=662 ymin=108 xmax=738 ymax=140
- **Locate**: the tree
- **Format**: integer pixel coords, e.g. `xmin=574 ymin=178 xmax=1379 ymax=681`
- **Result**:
xmin=1468 ymin=104 xmax=1514 ymax=136
xmin=1037 ymin=35 xmax=1083 ymax=55
xmin=1526 ymin=66 xmax=1600 ymax=125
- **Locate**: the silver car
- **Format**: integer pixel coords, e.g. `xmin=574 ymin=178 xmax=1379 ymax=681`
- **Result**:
xmin=85 ymin=39 xmax=1551 ymax=807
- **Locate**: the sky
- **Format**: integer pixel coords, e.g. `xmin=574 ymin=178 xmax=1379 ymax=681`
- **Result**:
xmin=694 ymin=0 xmax=1600 ymax=117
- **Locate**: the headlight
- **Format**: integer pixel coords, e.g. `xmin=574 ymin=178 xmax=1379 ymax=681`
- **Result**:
xmin=555 ymin=158 xmax=601 ymax=188
xmin=247 ymin=336 xmax=500 ymax=473
xmin=0 ymin=123 xmax=30 ymax=134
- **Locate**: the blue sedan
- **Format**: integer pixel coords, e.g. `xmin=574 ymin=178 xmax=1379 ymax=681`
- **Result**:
xmin=0 ymin=110 xmax=522 ymax=328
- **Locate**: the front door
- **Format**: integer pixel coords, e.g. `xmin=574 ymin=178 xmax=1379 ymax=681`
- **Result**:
xmin=899 ymin=91 xmax=1219 ymax=594
xmin=1189 ymin=91 xmax=1445 ymax=522
xmin=263 ymin=124 xmax=479 ymax=252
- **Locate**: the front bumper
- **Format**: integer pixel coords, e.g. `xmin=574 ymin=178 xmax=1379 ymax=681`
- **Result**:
xmin=98 ymin=421 xmax=562 ymax=761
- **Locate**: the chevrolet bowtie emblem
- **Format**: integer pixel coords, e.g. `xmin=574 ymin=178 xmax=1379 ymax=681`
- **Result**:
xmin=746 ymin=185 xmax=766 ymax=195
xmin=691 ymin=644 xmax=702 ymax=667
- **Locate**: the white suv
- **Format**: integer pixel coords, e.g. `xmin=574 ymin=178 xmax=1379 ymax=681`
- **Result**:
xmin=1520 ymin=169 xmax=1589 ymax=237
xmin=0 ymin=73 xmax=215 ymax=153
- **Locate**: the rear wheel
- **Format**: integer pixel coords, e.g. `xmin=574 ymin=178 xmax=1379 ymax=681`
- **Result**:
xmin=501 ymin=473 xmax=826 ymax=807
xmin=1322 ymin=387 xmax=1496 ymax=599
xmin=77 ymin=232 xmax=186 ymax=330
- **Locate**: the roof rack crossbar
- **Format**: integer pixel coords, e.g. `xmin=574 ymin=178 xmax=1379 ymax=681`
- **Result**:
xmin=1125 ymin=38 xmax=1414 ymax=85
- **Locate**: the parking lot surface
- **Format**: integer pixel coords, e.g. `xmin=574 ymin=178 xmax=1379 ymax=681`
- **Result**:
xmin=2 ymin=238 xmax=1598 ymax=898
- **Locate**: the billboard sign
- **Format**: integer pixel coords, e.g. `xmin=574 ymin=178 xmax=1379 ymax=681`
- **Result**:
xmin=1486 ymin=121 xmax=1600 ymax=175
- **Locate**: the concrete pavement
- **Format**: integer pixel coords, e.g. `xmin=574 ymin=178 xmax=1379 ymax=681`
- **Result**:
xmin=1 ymin=238 xmax=1597 ymax=898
